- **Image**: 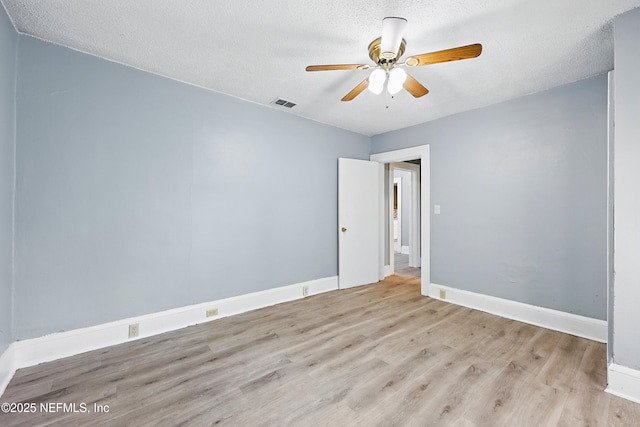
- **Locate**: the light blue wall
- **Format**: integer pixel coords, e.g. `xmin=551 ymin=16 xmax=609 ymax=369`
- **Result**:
xmin=373 ymin=75 xmax=608 ymax=320
xmin=613 ymin=7 xmax=640 ymax=369
xmin=14 ymin=36 xmax=370 ymax=340
xmin=0 ymin=6 xmax=16 ymax=354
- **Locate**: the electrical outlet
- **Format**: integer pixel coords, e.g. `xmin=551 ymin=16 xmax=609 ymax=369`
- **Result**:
xmin=303 ymin=286 xmax=309 ymax=297
xmin=439 ymin=289 xmax=446 ymax=300
xmin=206 ymin=308 xmax=219 ymax=317
xmin=128 ymin=323 xmax=139 ymax=338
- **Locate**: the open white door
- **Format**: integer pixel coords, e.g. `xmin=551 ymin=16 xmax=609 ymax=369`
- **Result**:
xmin=338 ymin=158 xmax=380 ymax=289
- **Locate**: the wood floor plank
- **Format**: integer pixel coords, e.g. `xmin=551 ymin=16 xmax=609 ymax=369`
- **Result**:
xmin=607 ymin=394 xmax=640 ymax=426
xmin=374 ymin=349 xmax=496 ymax=426
xmin=506 ymin=328 xmax=564 ymax=377
xmin=505 ymin=378 xmax=568 ymax=426
xmin=1 ymin=275 xmax=637 ymax=426
xmin=345 ymin=344 xmax=460 ymax=414
xmin=459 ymin=359 xmax=542 ymax=425
xmin=557 ymin=384 xmax=611 ymax=427
xmin=535 ymin=333 xmax=590 ymax=392
xmin=232 ymin=357 xmax=388 ymax=426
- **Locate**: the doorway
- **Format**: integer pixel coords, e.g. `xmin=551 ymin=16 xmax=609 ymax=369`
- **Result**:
xmin=370 ymin=145 xmax=431 ymax=296
xmin=392 ymin=161 xmax=421 ymax=278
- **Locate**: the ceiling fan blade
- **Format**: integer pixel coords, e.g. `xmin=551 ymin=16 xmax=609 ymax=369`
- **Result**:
xmin=341 ymin=79 xmax=369 ymax=102
xmin=306 ymin=64 xmax=370 ymax=72
xmin=405 ymin=43 xmax=482 ymax=67
xmin=380 ymin=17 xmax=408 ymax=60
xmin=403 ymin=74 xmax=429 ymax=98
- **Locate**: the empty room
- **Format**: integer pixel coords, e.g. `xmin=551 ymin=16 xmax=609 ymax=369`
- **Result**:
xmin=2 ymin=1 xmax=640 ymax=425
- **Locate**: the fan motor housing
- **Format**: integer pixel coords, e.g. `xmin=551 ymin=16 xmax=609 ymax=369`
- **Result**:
xmin=368 ymin=37 xmax=406 ymax=64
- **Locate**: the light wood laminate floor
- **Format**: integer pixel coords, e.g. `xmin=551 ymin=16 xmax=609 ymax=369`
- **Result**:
xmin=2 ymin=276 xmax=639 ymax=426
xmin=394 ymin=252 xmax=421 ymax=278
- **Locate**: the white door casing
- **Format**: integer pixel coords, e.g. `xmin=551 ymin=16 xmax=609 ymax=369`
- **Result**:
xmin=371 ymin=145 xmax=430 ymax=296
xmin=338 ymin=158 xmax=380 ymax=289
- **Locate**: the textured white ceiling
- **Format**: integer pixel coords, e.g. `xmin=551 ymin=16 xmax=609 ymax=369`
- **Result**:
xmin=2 ymin=0 xmax=640 ymax=136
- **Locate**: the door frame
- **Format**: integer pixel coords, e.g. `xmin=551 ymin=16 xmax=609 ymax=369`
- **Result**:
xmin=371 ymin=145 xmax=431 ymax=296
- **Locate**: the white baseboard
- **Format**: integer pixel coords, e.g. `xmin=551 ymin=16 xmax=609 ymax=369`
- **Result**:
xmin=0 ymin=344 xmax=16 ymax=397
xmin=401 ymin=246 xmax=410 ymax=255
xmin=383 ymin=264 xmax=391 ymax=278
xmin=429 ymin=283 xmax=607 ymax=343
xmin=607 ymin=363 xmax=640 ymax=404
xmin=0 ymin=276 xmax=338 ymax=397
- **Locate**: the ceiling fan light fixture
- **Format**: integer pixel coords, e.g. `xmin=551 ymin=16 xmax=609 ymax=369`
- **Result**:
xmin=387 ymin=68 xmax=407 ymax=95
xmin=380 ymin=17 xmax=407 ymax=60
xmin=368 ymin=68 xmax=386 ymax=95
xmin=306 ymin=18 xmax=482 ymax=102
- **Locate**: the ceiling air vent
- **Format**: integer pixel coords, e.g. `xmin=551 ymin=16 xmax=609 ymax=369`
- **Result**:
xmin=272 ymin=98 xmax=297 ymax=108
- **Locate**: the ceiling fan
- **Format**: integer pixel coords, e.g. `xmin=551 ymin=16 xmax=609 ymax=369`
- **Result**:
xmin=306 ymin=17 xmax=482 ymax=102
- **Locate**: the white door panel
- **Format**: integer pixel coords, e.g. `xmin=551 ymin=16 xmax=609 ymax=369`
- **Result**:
xmin=338 ymin=158 xmax=379 ymax=289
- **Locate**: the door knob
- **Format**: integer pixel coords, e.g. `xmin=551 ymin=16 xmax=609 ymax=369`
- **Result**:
xmin=341 ymin=227 xmax=347 ymax=232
